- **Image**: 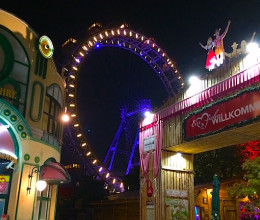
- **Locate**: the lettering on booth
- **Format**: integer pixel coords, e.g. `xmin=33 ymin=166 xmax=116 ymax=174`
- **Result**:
xmin=184 ymin=90 xmax=260 ymax=140
xmin=0 ymin=88 xmax=16 ymax=99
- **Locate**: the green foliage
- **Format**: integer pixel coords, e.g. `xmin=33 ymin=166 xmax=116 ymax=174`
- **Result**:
xmin=194 ymin=146 xmax=243 ymax=184
xmin=227 ymin=157 xmax=260 ymax=207
xmin=226 ymin=183 xmax=247 ymax=199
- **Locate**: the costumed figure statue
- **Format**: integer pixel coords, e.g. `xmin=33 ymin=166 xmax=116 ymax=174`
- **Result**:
xmin=199 ymin=37 xmax=217 ymax=71
xmin=214 ymin=20 xmax=231 ymax=66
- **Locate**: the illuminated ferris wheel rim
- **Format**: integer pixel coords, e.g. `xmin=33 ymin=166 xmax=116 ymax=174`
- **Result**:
xmin=65 ymin=25 xmax=184 ymax=191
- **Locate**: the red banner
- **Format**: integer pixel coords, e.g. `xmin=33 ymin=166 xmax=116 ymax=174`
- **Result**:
xmin=184 ymin=90 xmax=260 ymax=140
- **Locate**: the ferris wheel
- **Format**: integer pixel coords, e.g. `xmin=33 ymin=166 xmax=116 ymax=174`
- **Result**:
xmin=103 ymin=99 xmax=151 ymax=176
xmin=62 ymin=23 xmax=184 ymax=192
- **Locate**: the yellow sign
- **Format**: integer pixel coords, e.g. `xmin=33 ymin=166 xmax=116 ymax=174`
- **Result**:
xmin=0 ymin=87 xmax=16 ymax=99
xmin=0 ymin=176 xmax=9 ymax=182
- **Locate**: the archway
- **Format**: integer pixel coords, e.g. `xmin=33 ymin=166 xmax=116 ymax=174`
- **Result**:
xmin=0 ymin=98 xmax=31 ymax=216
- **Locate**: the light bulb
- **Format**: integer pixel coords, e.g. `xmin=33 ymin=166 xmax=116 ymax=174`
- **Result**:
xmin=36 ymin=180 xmax=47 ymax=192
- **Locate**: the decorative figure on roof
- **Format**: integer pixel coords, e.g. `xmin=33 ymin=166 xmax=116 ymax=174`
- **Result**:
xmin=199 ymin=37 xmax=217 ymax=71
xmin=214 ymin=20 xmax=231 ymax=66
xmin=225 ymin=32 xmax=256 ymax=59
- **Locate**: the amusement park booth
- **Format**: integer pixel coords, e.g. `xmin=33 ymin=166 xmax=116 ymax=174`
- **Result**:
xmin=0 ymin=9 xmax=70 ymax=220
xmin=195 ymin=179 xmax=260 ymax=220
xmin=139 ymin=34 xmax=260 ymax=219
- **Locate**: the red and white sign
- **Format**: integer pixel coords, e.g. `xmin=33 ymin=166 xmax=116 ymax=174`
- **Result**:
xmin=184 ymin=90 xmax=260 ymax=139
xmin=143 ymin=135 xmax=156 ymax=153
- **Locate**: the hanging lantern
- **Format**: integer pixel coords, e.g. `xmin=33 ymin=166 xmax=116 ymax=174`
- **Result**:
xmin=146 ymin=179 xmax=153 ymax=197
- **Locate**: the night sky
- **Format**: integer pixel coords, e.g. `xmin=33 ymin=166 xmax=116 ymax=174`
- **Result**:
xmin=2 ymin=1 xmax=260 ymax=167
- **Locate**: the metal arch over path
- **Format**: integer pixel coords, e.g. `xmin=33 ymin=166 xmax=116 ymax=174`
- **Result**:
xmin=64 ymin=24 xmax=184 ymax=191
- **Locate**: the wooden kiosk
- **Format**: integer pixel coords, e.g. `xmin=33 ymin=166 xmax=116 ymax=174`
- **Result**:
xmin=139 ymin=38 xmax=260 ymax=220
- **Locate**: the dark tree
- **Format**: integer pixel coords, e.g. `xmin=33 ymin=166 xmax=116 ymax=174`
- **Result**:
xmin=194 ymin=146 xmax=243 ymax=184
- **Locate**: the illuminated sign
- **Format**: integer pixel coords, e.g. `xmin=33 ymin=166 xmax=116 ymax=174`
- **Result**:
xmin=184 ymin=90 xmax=260 ymax=140
xmin=39 ymin=35 xmax=54 ymax=58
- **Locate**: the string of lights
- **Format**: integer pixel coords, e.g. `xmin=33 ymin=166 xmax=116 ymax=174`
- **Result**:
xmin=63 ymin=24 xmax=184 ymax=192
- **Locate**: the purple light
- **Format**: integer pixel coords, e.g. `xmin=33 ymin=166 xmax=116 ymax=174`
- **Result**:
xmin=96 ymin=43 xmax=100 ymax=48
xmin=195 ymin=206 xmax=199 ymax=220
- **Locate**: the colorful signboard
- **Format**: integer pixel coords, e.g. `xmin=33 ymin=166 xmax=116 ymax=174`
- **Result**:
xmin=0 ymin=176 xmax=9 ymax=194
xmin=184 ymin=90 xmax=260 ymax=140
xmin=166 ymin=198 xmax=189 ymax=220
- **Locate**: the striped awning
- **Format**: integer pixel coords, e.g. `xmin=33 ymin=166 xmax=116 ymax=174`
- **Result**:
xmin=39 ymin=158 xmax=70 ymax=184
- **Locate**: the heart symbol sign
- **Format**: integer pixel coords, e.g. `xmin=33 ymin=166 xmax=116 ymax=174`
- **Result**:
xmin=192 ymin=113 xmax=210 ymax=129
